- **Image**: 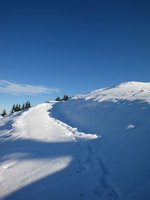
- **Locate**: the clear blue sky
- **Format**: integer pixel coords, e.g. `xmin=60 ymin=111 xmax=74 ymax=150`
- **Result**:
xmin=0 ymin=0 xmax=150 ymax=112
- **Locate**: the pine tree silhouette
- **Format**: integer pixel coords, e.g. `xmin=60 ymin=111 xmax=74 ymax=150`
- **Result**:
xmin=1 ymin=109 xmax=7 ymax=117
xmin=63 ymin=95 xmax=69 ymax=101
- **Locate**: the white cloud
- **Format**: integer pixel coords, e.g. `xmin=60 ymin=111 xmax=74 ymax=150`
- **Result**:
xmin=0 ymin=80 xmax=59 ymax=96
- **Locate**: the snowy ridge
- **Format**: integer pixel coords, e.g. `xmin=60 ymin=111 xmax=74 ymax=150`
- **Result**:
xmin=1 ymin=82 xmax=150 ymax=200
xmin=0 ymin=103 xmax=100 ymax=200
xmin=53 ymin=118 xmax=98 ymax=141
xmin=51 ymin=81 xmax=150 ymax=200
xmin=74 ymin=81 xmax=150 ymax=103
xmin=12 ymin=103 xmax=97 ymax=142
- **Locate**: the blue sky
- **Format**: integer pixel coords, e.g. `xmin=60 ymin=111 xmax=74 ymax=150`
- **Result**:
xmin=0 ymin=0 xmax=150 ymax=112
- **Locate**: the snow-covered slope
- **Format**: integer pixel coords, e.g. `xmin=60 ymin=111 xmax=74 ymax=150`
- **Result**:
xmin=74 ymin=81 xmax=150 ymax=103
xmin=1 ymin=82 xmax=150 ymax=200
xmin=0 ymin=104 xmax=98 ymax=200
xmin=51 ymin=82 xmax=150 ymax=200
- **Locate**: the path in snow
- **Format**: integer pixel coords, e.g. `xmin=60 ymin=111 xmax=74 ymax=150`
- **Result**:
xmin=51 ymin=82 xmax=150 ymax=200
xmin=0 ymin=103 xmax=117 ymax=200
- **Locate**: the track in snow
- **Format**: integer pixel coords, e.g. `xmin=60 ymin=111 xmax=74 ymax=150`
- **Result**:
xmin=0 ymin=103 xmax=117 ymax=200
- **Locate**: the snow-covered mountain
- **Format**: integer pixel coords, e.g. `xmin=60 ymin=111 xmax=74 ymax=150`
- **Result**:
xmin=52 ymin=81 xmax=150 ymax=200
xmin=74 ymin=81 xmax=150 ymax=103
xmin=0 ymin=82 xmax=150 ymax=200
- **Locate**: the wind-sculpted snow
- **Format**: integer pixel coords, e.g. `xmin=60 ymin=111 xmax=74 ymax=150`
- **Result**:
xmin=1 ymin=82 xmax=150 ymax=200
xmin=51 ymin=82 xmax=150 ymax=200
xmin=0 ymin=104 xmax=100 ymax=200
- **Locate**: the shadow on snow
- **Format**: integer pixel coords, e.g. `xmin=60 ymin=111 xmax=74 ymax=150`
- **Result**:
xmin=0 ymin=110 xmax=98 ymax=200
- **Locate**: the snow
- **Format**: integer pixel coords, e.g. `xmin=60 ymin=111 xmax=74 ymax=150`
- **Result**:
xmin=51 ymin=82 xmax=150 ymax=200
xmin=0 ymin=103 xmax=98 ymax=200
xmin=127 ymin=124 xmax=135 ymax=129
xmin=74 ymin=81 xmax=150 ymax=103
xmin=0 ymin=81 xmax=150 ymax=200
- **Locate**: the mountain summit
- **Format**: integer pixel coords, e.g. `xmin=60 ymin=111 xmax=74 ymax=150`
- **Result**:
xmin=74 ymin=81 xmax=150 ymax=103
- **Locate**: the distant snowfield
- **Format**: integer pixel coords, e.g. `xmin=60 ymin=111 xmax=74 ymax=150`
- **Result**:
xmin=74 ymin=81 xmax=150 ymax=103
xmin=0 ymin=82 xmax=150 ymax=200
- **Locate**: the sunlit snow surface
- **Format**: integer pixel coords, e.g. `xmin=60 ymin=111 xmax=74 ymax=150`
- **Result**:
xmin=51 ymin=82 xmax=150 ymax=200
xmin=74 ymin=81 xmax=150 ymax=103
xmin=1 ymin=82 xmax=150 ymax=200
xmin=0 ymin=104 xmax=98 ymax=200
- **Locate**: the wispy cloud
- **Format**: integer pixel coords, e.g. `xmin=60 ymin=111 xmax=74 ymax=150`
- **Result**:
xmin=0 ymin=80 xmax=59 ymax=96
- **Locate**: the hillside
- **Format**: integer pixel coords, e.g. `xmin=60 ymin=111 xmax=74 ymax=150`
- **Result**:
xmin=52 ymin=81 xmax=150 ymax=200
xmin=0 ymin=81 xmax=150 ymax=200
xmin=74 ymin=81 xmax=150 ymax=103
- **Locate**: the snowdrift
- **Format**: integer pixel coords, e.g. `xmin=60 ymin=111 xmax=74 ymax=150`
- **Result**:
xmin=0 ymin=104 xmax=99 ymax=200
xmin=51 ymin=82 xmax=150 ymax=200
xmin=1 ymin=81 xmax=150 ymax=200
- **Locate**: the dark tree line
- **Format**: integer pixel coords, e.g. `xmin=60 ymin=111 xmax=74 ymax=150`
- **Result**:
xmin=55 ymin=95 xmax=69 ymax=102
xmin=1 ymin=101 xmax=31 ymax=117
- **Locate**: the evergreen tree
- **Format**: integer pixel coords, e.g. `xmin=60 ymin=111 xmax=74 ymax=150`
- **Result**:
xmin=15 ymin=104 xmax=19 ymax=112
xmin=21 ymin=103 xmax=25 ymax=110
xmin=62 ymin=95 xmax=69 ymax=101
xmin=18 ymin=104 xmax=21 ymax=111
xmin=12 ymin=104 xmax=16 ymax=112
xmin=25 ymin=101 xmax=31 ymax=109
xmin=10 ymin=108 xmax=14 ymax=114
xmin=55 ymin=97 xmax=61 ymax=101
xmin=1 ymin=109 xmax=7 ymax=117
xmin=28 ymin=101 xmax=31 ymax=108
